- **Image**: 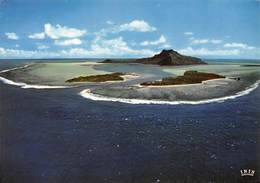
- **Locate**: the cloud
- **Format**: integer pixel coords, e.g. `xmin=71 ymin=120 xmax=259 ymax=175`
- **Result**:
xmin=87 ymin=36 xmax=155 ymax=57
xmin=0 ymin=45 xmax=259 ymax=59
xmin=178 ymin=47 xmax=240 ymax=56
xmin=106 ymin=20 xmax=114 ymax=25
xmin=211 ymin=39 xmax=223 ymax=44
xmin=224 ymin=42 xmax=254 ymax=50
xmin=159 ymin=44 xmax=171 ymax=49
xmin=140 ymin=35 xmax=167 ymax=46
xmin=118 ymin=20 xmax=156 ymax=32
xmin=28 ymin=23 xmax=87 ymax=40
xmin=0 ymin=47 xmax=52 ymax=58
xmin=29 ymin=32 xmax=45 ymax=39
xmin=44 ymin=23 xmax=86 ymax=39
xmin=0 ymin=47 xmax=72 ymax=58
xmin=54 ymin=38 xmax=82 ymax=46
xmin=191 ymin=39 xmax=223 ymax=45
xmin=97 ymin=20 xmax=157 ymax=36
xmin=37 ymin=45 xmax=49 ymax=50
xmin=61 ymin=41 xmax=155 ymax=57
xmin=5 ymin=32 xmax=19 ymax=40
xmin=0 ymin=36 xmax=155 ymax=58
xmin=184 ymin=32 xmax=193 ymax=36
xmin=191 ymin=39 xmax=209 ymax=44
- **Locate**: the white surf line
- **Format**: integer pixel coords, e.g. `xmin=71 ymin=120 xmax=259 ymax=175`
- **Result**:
xmin=79 ymin=80 xmax=260 ymax=105
xmin=0 ymin=63 xmax=32 ymax=73
xmin=0 ymin=64 xmax=69 ymax=89
xmin=0 ymin=76 xmax=68 ymax=89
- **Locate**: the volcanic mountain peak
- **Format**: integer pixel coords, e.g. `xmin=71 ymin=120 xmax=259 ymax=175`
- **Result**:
xmin=103 ymin=49 xmax=206 ymax=66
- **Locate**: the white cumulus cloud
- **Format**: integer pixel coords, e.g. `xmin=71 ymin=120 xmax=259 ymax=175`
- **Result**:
xmin=211 ymin=39 xmax=223 ymax=44
xmin=44 ymin=23 xmax=86 ymax=39
xmin=191 ymin=39 xmax=209 ymax=44
xmin=37 ymin=45 xmax=49 ymax=50
xmin=106 ymin=20 xmax=114 ymax=25
xmin=56 ymin=36 xmax=155 ymax=58
xmin=0 ymin=45 xmax=259 ymax=59
xmin=118 ymin=20 xmax=156 ymax=32
xmin=0 ymin=36 xmax=155 ymax=58
xmin=29 ymin=32 xmax=45 ymax=39
xmin=191 ymin=38 xmax=223 ymax=45
xmin=88 ymin=36 xmax=155 ymax=57
xmin=0 ymin=47 xmax=29 ymax=57
xmin=5 ymin=32 xmax=19 ymax=40
xmin=178 ymin=47 xmax=240 ymax=56
xmin=54 ymin=38 xmax=82 ymax=46
xmin=28 ymin=23 xmax=87 ymax=40
xmin=141 ymin=35 xmax=167 ymax=46
xmin=95 ymin=20 xmax=157 ymax=36
xmin=224 ymin=42 xmax=254 ymax=50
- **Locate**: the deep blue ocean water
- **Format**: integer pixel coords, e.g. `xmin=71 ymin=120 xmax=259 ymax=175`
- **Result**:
xmin=0 ymin=60 xmax=259 ymax=183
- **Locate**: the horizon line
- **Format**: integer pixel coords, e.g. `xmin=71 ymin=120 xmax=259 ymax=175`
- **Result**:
xmin=0 ymin=58 xmax=259 ymax=61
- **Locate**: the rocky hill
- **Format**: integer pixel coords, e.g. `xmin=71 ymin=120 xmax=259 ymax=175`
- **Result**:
xmin=103 ymin=49 xmax=206 ymax=66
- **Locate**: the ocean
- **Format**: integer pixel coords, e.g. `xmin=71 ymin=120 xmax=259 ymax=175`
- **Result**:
xmin=0 ymin=60 xmax=259 ymax=183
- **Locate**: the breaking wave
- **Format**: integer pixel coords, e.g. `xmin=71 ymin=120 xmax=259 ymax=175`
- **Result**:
xmin=0 ymin=64 xmax=32 ymax=74
xmin=0 ymin=64 xmax=69 ymax=89
xmin=79 ymin=81 xmax=259 ymax=105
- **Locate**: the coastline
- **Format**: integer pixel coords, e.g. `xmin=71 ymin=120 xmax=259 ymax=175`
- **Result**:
xmin=0 ymin=62 xmax=259 ymax=104
xmin=0 ymin=75 xmax=70 ymax=89
xmin=0 ymin=64 xmax=70 ymax=89
xmin=79 ymin=80 xmax=259 ymax=105
xmin=0 ymin=64 xmax=139 ymax=89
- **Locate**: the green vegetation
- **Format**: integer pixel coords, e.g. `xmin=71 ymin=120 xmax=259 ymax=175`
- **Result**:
xmin=241 ymin=65 xmax=260 ymax=67
xmin=141 ymin=71 xmax=225 ymax=86
xmin=66 ymin=72 xmax=125 ymax=82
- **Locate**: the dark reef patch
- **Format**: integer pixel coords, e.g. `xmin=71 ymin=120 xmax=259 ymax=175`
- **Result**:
xmin=141 ymin=71 xmax=225 ymax=86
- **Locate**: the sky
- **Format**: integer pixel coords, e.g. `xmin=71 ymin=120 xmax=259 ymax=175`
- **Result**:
xmin=0 ymin=0 xmax=259 ymax=59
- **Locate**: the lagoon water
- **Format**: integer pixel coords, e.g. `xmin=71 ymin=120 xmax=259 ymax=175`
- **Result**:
xmin=0 ymin=60 xmax=259 ymax=183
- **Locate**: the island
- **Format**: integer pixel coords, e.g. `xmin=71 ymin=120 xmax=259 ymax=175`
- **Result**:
xmin=1 ymin=55 xmax=258 ymax=105
xmin=140 ymin=71 xmax=225 ymax=86
xmin=102 ymin=49 xmax=206 ymax=66
xmin=66 ymin=72 xmax=125 ymax=83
